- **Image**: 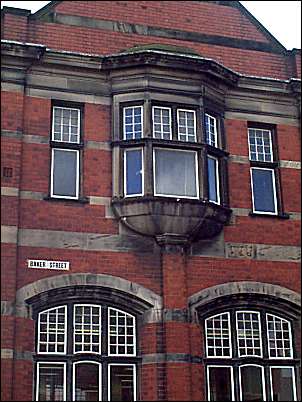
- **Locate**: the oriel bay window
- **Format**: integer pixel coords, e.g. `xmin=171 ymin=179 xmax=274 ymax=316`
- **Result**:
xmin=50 ymin=104 xmax=82 ymax=200
xmin=118 ymin=101 xmax=228 ymax=205
xmin=35 ymin=304 xmax=138 ymax=401
xmin=204 ymin=310 xmax=298 ymax=401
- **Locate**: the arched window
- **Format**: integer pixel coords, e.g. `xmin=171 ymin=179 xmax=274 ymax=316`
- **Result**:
xmin=35 ymin=303 xmax=137 ymax=401
xmin=204 ymin=310 xmax=298 ymax=401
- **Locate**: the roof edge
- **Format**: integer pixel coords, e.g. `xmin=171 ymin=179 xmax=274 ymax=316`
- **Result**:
xmin=236 ymin=1 xmax=287 ymax=53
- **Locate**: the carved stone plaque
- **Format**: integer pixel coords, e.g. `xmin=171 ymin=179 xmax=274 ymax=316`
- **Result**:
xmin=226 ymin=243 xmax=254 ymax=259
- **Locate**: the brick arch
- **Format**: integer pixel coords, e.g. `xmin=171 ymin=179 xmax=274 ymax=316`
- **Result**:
xmin=188 ymin=281 xmax=301 ymax=317
xmin=15 ymin=273 xmax=162 ymax=317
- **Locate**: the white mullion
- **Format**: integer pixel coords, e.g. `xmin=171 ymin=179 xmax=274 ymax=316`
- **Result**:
xmin=68 ymin=109 xmax=71 ymax=143
xmin=46 ymin=312 xmax=50 ymax=353
xmin=268 ymin=130 xmax=273 ymax=162
xmin=60 ymin=108 xmax=64 ymax=142
xmin=273 ymin=316 xmax=278 ymax=357
xmin=160 ymin=108 xmax=163 ymax=139
xmin=55 ymin=309 xmax=58 ymax=353
xmin=132 ymin=107 xmax=135 ymax=139
xmin=281 ymin=320 xmax=285 ymax=357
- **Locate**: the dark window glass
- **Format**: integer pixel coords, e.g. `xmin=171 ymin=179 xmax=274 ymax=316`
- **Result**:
xmin=74 ymin=363 xmax=100 ymax=401
xmin=125 ymin=149 xmax=143 ymax=196
xmin=207 ymin=157 xmax=219 ymax=203
xmin=240 ymin=365 xmax=264 ymax=401
xmin=271 ymin=367 xmax=296 ymax=401
xmin=251 ymin=168 xmax=276 ymax=213
xmin=52 ymin=149 xmax=78 ymax=198
xmin=154 ymin=149 xmax=198 ymax=198
xmin=37 ymin=364 xmax=65 ymax=401
xmin=208 ymin=366 xmax=233 ymax=401
xmin=110 ymin=365 xmax=135 ymax=401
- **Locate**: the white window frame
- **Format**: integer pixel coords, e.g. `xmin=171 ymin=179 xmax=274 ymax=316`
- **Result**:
xmin=205 ymin=312 xmax=232 ymax=358
xmin=152 ymin=106 xmax=172 ymax=140
xmin=123 ymin=106 xmax=144 ymax=140
xmin=124 ymin=147 xmax=144 ymax=197
xmin=36 ymin=361 xmax=67 ymax=401
xmin=205 ymin=113 xmax=218 ymax=147
xmin=269 ymin=366 xmax=297 ymax=401
xmin=250 ymin=167 xmax=278 ymax=215
xmin=266 ymin=313 xmax=293 ymax=359
xmin=177 ymin=108 xmax=197 ymax=142
xmin=108 ymin=363 xmax=136 ymax=401
xmin=73 ymin=304 xmax=102 ymax=355
xmin=207 ymin=155 xmax=220 ymax=205
xmin=50 ymin=148 xmax=80 ymax=199
xmin=239 ymin=364 xmax=266 ymax=401
xmin=153 ymin=147 xmax=199 ymax=199
xmin=248 ymin=128 xmax=273 ymax=162
xmin=38 ymin=305 xmax=67 ymax=355
xmin=207 ymin=365 xmax=235 ymax=401
xmin=236 ymin=310 xmax=263 ymax=358
xmin=72 ymin=361 xmax=102 ymax=401
xmin=108 ymin=307 xmax=136 ymax=357
xmin=52 ymin=106 xmax=81 ymax=144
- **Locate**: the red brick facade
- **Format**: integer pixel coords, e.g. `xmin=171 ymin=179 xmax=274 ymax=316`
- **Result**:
xmin=1 ymin=1 xmax=301 ymax=401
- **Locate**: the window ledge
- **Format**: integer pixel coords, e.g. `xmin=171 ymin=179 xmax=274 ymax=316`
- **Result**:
xmin=249 ymin=211 xmax=290 ymax=219
xmin=43 ymin=196 xmax=89 ymax=204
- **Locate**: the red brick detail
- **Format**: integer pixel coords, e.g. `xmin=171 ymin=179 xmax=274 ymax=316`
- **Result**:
xmin=277 ymin=125 xmax=301 ymax=162
xmin=54 ymin=1 xmax=269 ymax=43
xmin=1 ymin=91 xmax=24 ymax=132
xmin=17 ymin=247 xmax=162 ymax=296
xmin=13 ymin=360 xmax=34 ymax=401
xmin=187 ymin=258 xmax=301 ymax=296
xmin=1 ymin=244 xmax=17 ymax=300
xmin=1 ymin=359 xmax=13 ymax=401
xmin=162 ymin=252 xmax=187 ymax=309
xmin=19 ymin=199 xmax=119 ymax=234
xmin=1 ymin=316 xmax=15 ymax=349
xmin=225 ymin=216 xmax=301 ymax=246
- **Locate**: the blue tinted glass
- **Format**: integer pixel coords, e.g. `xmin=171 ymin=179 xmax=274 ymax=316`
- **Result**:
xmin=53 ymin=150 xmax=77 ymax=197
xmin=207 ymin=157 xmax=218 ymax=203
xmin=126 ymin=150 xmax=142 ymax=195
xmin=252 ymin=169 xmax=276 ymax=213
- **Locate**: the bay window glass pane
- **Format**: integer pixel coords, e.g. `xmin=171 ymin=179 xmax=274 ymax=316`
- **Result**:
xmin=74 ymin=363 xmax=100 ymax=401
xmin=37 ymin=363 xmax=65 ymax=401
xmin=205 ymin=114 xmax=217 ymax=147
xmin=207 ymin=156 xmax=219 ymax=204
xmin=109 ymin=365 xmax=135 ymax=401
xmin=177 ymin=109 xmax=196 ymax=142
xmin=270 ymin=367 xmax=296 ymax=401
xmin=123 ymin=106 xmax=143 ymax=139
xmin=125 ymin=149 xmax=143 ymax=196
xmin=208 ymin=366 xmax=233 ymax=401
xmin=152 ymin=107 xmax=172 ymax=139
xmin=239 ymin=365 xmax=265 ymax=401
xmin=154 ymin=149 xmax=198 ymax=198
xmin=52 ymin=149 xmax=78 ymax=198
xmin=251 ymin=168 xmax=277 ymax=213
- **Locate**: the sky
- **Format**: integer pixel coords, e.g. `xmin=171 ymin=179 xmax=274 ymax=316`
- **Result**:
xmin=1 ymin=1 xmax=301 ymax=50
